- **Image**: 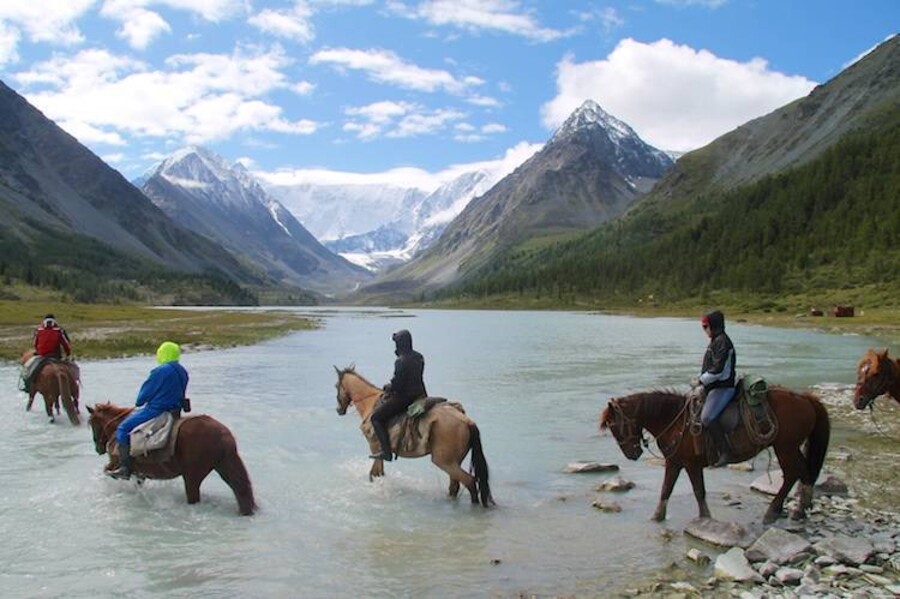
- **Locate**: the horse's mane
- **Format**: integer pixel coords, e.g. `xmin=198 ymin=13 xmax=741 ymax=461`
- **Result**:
xmin=338 ymin=365 xmax=379 ymax=390
xmin=618 ymin=389 xmax=687 ymax=422
xmin=91 ymin=401 xmax=133 ymax=419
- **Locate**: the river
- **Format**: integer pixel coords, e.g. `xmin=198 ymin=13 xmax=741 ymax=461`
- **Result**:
xmin=0 ymin=308 xmax=887 ymax=598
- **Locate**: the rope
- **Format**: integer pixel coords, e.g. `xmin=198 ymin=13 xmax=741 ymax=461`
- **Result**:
xmin=741 ymin=394 xmax=778 ymax=446
xmin=868 ymin=404 xmax=900 ymax=441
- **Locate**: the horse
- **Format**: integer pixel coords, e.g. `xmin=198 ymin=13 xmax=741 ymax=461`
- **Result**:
xmin=853 ymin=348 xmax=900 ymax=409
xmin=600 ymin=386 xmax=830 ymax=525
xmin=334 ymin=366 xmax=494 ymax=507
xmin=20 ymin=350 xmax=81 ymax=425
xmin=86 ymin=402 xmax=256 ymax=516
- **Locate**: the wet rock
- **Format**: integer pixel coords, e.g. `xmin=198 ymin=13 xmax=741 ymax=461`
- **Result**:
xmin=595 ymin=476 xmax=635 ymax=492
xmin=686 ymin=548 xmax=710 ymax=565
xmin=745 ymin=527 xmax=811 ymax=564
xmin=813 ymin=533 xmax=874 ymax=566
xmin=591 ymin=499 xmax=622 ymax=513
xmin=563 ymin=461 xmax=619 ymax=473
xmin=815 ymin=474 xmax=850 ymax=496
xmin=684 ymin=518 xmax=756 ymax=548
xmin=773 ymin=567 xmax=804 ymax=585
xmin=749 ymin=470 xmax=782 ymax=496
xmin=714 ymin=547 xmax=764 ymax=582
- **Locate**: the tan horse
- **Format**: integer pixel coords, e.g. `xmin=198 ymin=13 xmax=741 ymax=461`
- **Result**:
xmin=334 ymin=366 xmax=494 ymax=507
xmin=20 ymin=350 xmax=81 ymax=425
xmin=854 ymin=348 xmax=900 ymax=409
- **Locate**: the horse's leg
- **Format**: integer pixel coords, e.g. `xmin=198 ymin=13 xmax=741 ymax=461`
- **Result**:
xmin=26 ymin=392 xmax=35 ymax=411
xmin=43 ymin=395 xmax=55 ymax=423
xmin=182 ymin=474 xmax=202 ymax=505
xmin=449 ymin=479 xmax=460 ymax=498
xmin=685 ymin=463 xmax=711 ymax=519
xmin=792 ymin=483 xmax=814 ymax=521
xmin=368 ymin=459 xmax=385 ymax=481
xmin=652 ymin=460 xmax=683 ymax=522
xmin=765 ymin=446 xmax=805 ymax=524
xmin=432 ymin=446 xmax=477 ymax=503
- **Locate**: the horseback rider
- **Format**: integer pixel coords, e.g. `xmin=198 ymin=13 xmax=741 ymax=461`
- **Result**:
xmin=107 ymin=341 xmax=189 ymax=480
xmin=369 ymin=329 xmax=428 ymax=462
xmin=34 ymin=314 xmax=72 ymax=359
xmin=696 ymin=310 xmax=737 ymax=467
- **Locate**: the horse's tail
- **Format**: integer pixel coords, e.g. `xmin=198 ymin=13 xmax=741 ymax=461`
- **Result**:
xmin=57 ymin=370 xmax=80 ymax=425
xmin=468 ymin=423 xmax=494 ymax=507
xmin=803 ymin=395 xmax=830 ymax=485
xmin=215 ymin=441 xmax=257 ymax=516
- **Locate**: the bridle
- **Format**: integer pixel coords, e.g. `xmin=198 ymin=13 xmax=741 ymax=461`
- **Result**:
xmin=608 ymin=394 xmax=691 ymax=460
xmin=856 ymin=354 xmax=896 ymax=409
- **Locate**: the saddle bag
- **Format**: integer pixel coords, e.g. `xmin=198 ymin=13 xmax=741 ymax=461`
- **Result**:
xmin=130 ymin=412 xmax=176 ymax=456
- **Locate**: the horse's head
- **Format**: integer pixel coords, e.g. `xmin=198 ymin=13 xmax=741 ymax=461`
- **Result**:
xmin=854 ymin=349 xmax=894 ymax=410
xmin=86 ymin=402 xmax=129 ymax=454
xmin=334 ymin=365 xmax=353 ymax=415
xmin=600 ymin=397 xmax=643 ymax=460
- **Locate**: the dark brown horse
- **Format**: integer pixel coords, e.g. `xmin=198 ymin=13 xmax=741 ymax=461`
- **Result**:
xmin=853 ymin=348 xmax=900 ymax=409
xmin=20 ymin=350 xmax=80 ymax=425
xmin=335 ymin=366 xmax=494 ymax=507
xmin=87 ymin=402 xmax=256 ymax=516
xmin=600 ymin=387 xmax=830 ymax=525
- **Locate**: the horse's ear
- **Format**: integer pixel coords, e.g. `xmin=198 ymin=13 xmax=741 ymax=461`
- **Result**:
xmin=86 ymin=405 xmax=94 ymax=414
xmin=599 ymin=406 xmax=610 ymax=430
xmin=334 ymin=365 xmax=340 ymax=374
xmin=878 ymin=348 xmax=890 ymax=360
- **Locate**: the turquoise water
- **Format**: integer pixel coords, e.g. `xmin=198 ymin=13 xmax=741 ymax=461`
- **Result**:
xmin=0 ymin=309 xmax=882 ymax=598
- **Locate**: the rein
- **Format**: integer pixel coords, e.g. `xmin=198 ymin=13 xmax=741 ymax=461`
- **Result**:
xmin=620 ymin=395 xmax=691 ymax=460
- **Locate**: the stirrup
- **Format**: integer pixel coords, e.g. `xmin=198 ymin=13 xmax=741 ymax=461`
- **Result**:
xmin=106 ymin=467 xmax=132 ymax=480
xmin=369 ymin=452 xmax=393 ymax=462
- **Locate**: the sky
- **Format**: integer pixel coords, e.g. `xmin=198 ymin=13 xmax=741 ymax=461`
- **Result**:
xmin=0 ymin=1 xmax=896 ymax=192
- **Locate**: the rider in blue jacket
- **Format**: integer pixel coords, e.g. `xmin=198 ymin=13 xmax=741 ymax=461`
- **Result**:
xmin=108 ymin=341 xmax=189 ymax=480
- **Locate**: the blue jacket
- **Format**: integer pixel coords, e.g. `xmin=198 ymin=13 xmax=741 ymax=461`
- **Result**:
xmin=136 ymin=362 xmax=189 ymax=413
xmin=116 ymin=361 xmax=189 ymax=445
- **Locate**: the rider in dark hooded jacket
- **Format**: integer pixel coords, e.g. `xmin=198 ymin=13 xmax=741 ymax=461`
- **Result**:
xmin=369 ymin=329 xmax=427 ymax=461
xmin=697 ymin=310 xmax=737 ymax=467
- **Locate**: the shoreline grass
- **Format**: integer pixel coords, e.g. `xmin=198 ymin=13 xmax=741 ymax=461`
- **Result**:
xmin=0 ymin=301 xmax=317 ymax=362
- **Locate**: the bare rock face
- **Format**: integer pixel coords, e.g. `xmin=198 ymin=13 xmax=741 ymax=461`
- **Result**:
xmin=685 ymin=518 xmax=756 ymax=548
xmin=745 ymin=528 xmax=812 ymax=564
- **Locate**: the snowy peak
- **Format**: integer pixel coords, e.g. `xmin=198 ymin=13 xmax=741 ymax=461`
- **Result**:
xmin=551 ymin=99 xmax=637 ymax=144
xmin=153 ymin=146 xmax=267 ymax=208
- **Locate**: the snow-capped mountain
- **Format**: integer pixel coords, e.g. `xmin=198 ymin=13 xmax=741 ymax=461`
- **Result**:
xmin=140 ymin=146 xmax=371 ymax=295
xmin=361 ymin=100 xmax=674 ymax=299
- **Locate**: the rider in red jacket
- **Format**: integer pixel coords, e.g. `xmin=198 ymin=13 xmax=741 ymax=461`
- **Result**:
xmin=33 ymin=314 xmax=72 ymax=359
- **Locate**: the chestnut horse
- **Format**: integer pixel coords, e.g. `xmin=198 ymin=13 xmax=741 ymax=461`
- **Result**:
xmin=20 ymin=350 xmax=80 ymax=425
xmin=853 ymin=348 xmax=900 ymax=409
xmin=334 ymin=366 xmax=494 ymax=507
xmin=600 ymin=387 xmax=830 ymax=525
xmin=87 ymin=402 xmax=256 ymax=516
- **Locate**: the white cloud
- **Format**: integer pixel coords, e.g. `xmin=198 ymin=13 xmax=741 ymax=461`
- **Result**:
xmin=310 ymin=47 xmax=480 ymax=94
xmin=14 ymin=46 xmax=319 ymax=148
xmin=248 ymin=1 xmax=315 ymax=43
xmin=256 ymin=139 xmax=542 ymax=191
xmin=291 ymin=80 xmax=316 ymax=95
xmin=0 ymin=0 xmax=93 ymax=48
xmin=576 ymin=7 xmax=624 ymax=33
xmin=98 ymin=0 xmax=245 ymax=49
xmin=392 ymin=0 xmax=572 ymax=42
xmin=341 ymin=100 xmax=465 ymax=139
xmin=541 ymin=38 xmax=816 ymax=152
xmin=0 ymin=21 xmax=21 ymax=65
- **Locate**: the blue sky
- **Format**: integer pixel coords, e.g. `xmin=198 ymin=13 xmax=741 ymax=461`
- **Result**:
xmin=0 ymin=1 xmax=896 ymax=191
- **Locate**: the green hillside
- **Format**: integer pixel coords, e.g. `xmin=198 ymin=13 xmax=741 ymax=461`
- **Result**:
xmin=445 ymin=112 xmax=900 ymax=311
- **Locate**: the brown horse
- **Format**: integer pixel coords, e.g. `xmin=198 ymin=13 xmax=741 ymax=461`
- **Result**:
xmin=20 ymin=350 xmax=81 ymax=425
xmin=86 ymin=402 xmax=256 ymax=516
xmin=853 ymin=348 xmax=900 ymax=409
xmin=600 ymin=387 xmax=830 ymax=524
xmin=334 ymin=366 xmax=494 ymax=507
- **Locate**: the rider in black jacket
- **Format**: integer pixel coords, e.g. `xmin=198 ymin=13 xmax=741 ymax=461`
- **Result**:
xmin=369 ymin=329 xmax=428 ymax=461
xmin=697 ymin=310 xmax=737 ymax=467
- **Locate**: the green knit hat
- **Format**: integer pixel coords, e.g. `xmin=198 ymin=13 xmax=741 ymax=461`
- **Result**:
xmin=156 ymin=341 xmax=181 ymax=364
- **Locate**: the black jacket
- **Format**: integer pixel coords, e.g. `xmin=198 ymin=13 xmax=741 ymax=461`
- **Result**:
xmin=388 ymin=330 xmax=427 ymax=404
xmin=699 ymin=310 xmax=736 ymax=391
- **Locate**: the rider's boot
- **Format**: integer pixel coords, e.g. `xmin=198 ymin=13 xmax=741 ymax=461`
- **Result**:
xmin=107 ymin=442 xmax=133 ymax=479
xmin=707 ymin=421 xmax=733 ymax=468
xmin=369 ymin=419 xmax=394 ymax=461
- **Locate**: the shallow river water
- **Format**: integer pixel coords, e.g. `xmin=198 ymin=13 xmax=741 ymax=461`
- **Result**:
xmin=0 ymin=309 xmax=885 ymax=598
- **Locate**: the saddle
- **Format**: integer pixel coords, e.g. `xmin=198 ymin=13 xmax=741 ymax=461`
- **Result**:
xmin=693 ymin=376 xmax=778 ymax=462
xmin=108 ymin=411 xmax=188 ymax=464
xmin=19 ymin=356 xmax=79 ymax=393
xmin=363 ymin=396 xmax=463 ymax=455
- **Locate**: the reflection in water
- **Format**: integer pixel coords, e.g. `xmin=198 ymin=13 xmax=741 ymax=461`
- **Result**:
xmin=0 ymin=308 xmax=889 ymax=598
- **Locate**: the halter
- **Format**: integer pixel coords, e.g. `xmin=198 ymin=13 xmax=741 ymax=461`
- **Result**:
xmin=857 ymin=353 xmax=897 ymax=409
xmin=610 ymin=395 xmax=691 ymax=460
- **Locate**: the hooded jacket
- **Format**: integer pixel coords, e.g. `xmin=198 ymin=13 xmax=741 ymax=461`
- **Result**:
xmin=33 ymin=318 xmax=71 ymax=358
xmin=388 ymin=329 xmax=427 ymax=404
xmin=699 ymin=310 xmax=736 ymax=391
